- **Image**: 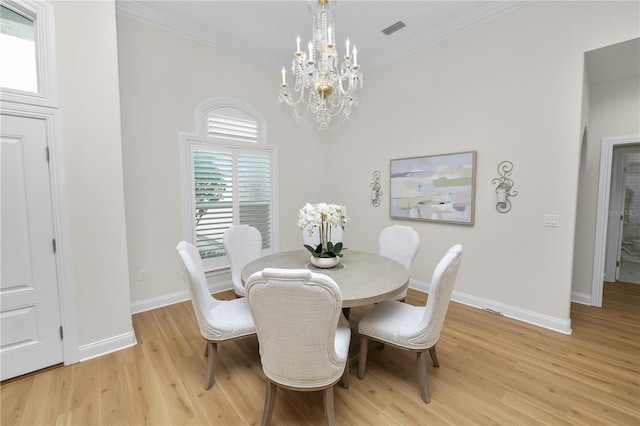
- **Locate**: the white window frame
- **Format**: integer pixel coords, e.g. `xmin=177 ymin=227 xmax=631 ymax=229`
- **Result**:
xmin=180 ymin=97 xmax=279 ymax=272
xmin=0 ymin=0 xmax=58 ymax=108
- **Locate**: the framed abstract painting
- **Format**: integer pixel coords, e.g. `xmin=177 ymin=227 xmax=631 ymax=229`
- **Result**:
xmin=390 ymin=151 xmax=477 ymax=225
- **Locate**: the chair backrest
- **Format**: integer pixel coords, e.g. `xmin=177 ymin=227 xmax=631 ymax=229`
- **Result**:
xmin=176 ymin=241 xmax=221 ymax=339
xmin=245 ymin=268 xmax=347 ymax=389
xmin=411 ymin=244 xmax=463 ymax=346
xmin=223 ymin=225 xmax=262 ymax=296
xmin=302 ymin=223 xmax=343 ymax=248
xmin=379 ymin=225 xmax=420 ymax=270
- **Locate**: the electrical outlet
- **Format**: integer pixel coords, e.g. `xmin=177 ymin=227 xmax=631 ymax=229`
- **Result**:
xmin=138 ymin=269 xmax=147 ymax=281
xmin=544 ymin=214 xmax=559 ymax=227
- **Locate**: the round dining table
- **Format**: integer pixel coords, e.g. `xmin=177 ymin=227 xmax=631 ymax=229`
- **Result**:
xmin=241 ymin=249 xmax=409 ymax=308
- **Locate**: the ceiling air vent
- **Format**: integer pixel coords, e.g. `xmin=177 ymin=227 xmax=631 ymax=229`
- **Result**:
xmin=382 ymin=21 xmax=406 ymax=36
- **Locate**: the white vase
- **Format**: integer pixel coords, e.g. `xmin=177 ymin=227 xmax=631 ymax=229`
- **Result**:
xmin=309 ymin=255 xmax=340 ymax=269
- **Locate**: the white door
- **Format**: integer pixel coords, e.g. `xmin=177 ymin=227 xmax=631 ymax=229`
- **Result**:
xmin=1 ymin=112 xmax=63 ymax=380
xmin=617 ymin=148 xmax=640 ymax=284
xmin=613 ymin=153 xmax=626 ymax=281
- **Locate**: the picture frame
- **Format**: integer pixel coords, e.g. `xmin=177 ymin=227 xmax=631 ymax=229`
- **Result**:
xmin=390 ymin=151 xmax=477 ymax=225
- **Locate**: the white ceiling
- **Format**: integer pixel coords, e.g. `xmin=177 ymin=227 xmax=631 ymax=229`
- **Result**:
xmin=116 ymin=0 xmax=528 ymax=71
xmin=116 ymin=1 xmax=638 ymax=81
xmin=585 ymin=38 xmax=640 ymax=84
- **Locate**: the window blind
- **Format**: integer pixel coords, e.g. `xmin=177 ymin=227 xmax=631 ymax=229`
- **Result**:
xmin=238 ymin=154 xmax=271 ymax=249
xmin=194 ymin=150 xmax=233 ymax=259
xmin=193 ymin=150 xmax=271 ymax=260
xmin=207 ymin=114 xmax=258 ymax=144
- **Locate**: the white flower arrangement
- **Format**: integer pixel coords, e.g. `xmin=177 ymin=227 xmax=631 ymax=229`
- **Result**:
xmin=297 ymin=203 xmax=348 ymax=258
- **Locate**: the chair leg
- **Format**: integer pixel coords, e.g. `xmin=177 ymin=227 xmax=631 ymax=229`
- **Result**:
xmin=357 ymin=335 xmax=369 ymax=380
xmin=429 ymin=345 xmax=440 ymax=368
xmin=416 ymin=351 xmax=430 ymax=404
xmin=323 ymin=386 xmax=336 ymax=426
xmin=261 ymin=379 xmax=278 ymax=426
xmin=205 ymin=341 xmax=217 ymax=390
xmin=342 ymin=357 xmax=349 ymax=389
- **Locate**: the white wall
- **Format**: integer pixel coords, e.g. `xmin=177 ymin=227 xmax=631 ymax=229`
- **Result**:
xmin=321 ymin=1 xmax=639 ymax=332
xmin=116 ymin=15 xmax=326 ymax=309
xmin=114 ymin=1 xmax=639 ymax=339
xmin=53 ymin=1 xmax=134 ymax=356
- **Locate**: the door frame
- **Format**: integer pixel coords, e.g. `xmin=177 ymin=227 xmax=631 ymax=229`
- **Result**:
xmin=592 ymin=134 xmax=640 ymax=307
xmin=2 ymin=102 xmax=80 ymax=365
xmin=1 ymin=0 xmax=79 ymax=367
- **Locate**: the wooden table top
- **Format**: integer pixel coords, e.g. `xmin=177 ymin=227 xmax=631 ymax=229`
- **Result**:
xmin=241 ymin=250 xmax=409 ymax=308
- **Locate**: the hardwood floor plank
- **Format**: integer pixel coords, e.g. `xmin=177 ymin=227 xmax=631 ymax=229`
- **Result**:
xmin=500 ymin=391 xmax=573 ymax=425
xmin=68 ymin=358 xmax=100 ymax=412
xmin=124 ymin=357 xmax=171 ymax=425
xmin=97 ymin=351 xmax=134 ymax=425
xmin=55 ymin=401 xmax=97 ymax=426
xmin=1 ymin=282 xmax=638 ymax=425
xmin=21 ymin=365 xmax=70 ymax=425
xmin=141 ymin=339 xmax=197 ymax=424
xmin=0 ymin=375 xmax=34 ymax=426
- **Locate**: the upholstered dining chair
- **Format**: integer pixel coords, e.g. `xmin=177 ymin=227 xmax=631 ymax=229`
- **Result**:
xmin=379 ymin=225 xmax=420 ymax=301
xmin=223 ymin=224 xmax=262 ymax=297
xmin=245 ymin=268 xmax=351 ymax=426
xmin=358 ymin=244 xmax=463 ymax=404
xmin=176 ymin=241 xmax=256 ymax=390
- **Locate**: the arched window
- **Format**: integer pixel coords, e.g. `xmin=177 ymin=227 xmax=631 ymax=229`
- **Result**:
xmin=180 ymin=98 xmax=278 ymax=271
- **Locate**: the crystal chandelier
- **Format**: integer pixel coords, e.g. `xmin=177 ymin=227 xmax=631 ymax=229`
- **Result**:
xmin=279 ymin=0 xmax=363 ymax=129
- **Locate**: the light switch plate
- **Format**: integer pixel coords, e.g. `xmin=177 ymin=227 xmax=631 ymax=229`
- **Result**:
xmin=544 ymin=214 xmax=559 ymax=227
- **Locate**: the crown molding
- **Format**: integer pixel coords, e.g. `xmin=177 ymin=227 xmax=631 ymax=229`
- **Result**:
xmin=116 ymin=0 xmax=529 ymax=72
xmin=116 ymin=0 xmax=281 ymax=68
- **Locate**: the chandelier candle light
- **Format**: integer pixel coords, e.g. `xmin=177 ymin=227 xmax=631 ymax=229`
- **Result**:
xmin=298 ymin=203 xmax=348 ymax=268
xmin=279 ymin=0 xmax=363 ymax=129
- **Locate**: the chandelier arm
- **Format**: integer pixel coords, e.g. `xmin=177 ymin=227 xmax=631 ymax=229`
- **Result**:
xmin=280 ymin=83 xmax=307 ymax=107
xmin=336 ymin=77 xmax=348 ymax=95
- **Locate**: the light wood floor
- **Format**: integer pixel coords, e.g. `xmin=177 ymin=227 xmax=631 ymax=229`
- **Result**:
xmin=2 ymin=282 xmax=639 ymax=425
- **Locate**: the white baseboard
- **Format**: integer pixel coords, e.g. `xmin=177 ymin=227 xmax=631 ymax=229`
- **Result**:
xmin=571 ymin=291 xmax=592 ymax=306
xmin=130 ymin=289 xmax=190 ymax=314
xmin=409 ymin=279 xmax=573 ymax=335
xmin=78 ymin=331 xmax=138 ymax=362
xmin=130 ymin=281 xmax=233 ymax=314
xmin=76 ymin=281 xmax=235 ymax=363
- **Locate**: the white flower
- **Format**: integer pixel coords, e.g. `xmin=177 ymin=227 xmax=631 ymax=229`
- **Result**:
xmin=298 ymin=203 xmax=349 ymax=257
xmin=298 ymin=203 xmax=348 ymax=230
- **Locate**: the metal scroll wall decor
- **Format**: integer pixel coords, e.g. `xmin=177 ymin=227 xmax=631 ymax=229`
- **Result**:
xmin=370 ymin=171 xmax=382 ymax=207
xmin=492 ymin=161 xmax=517 ymax=213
